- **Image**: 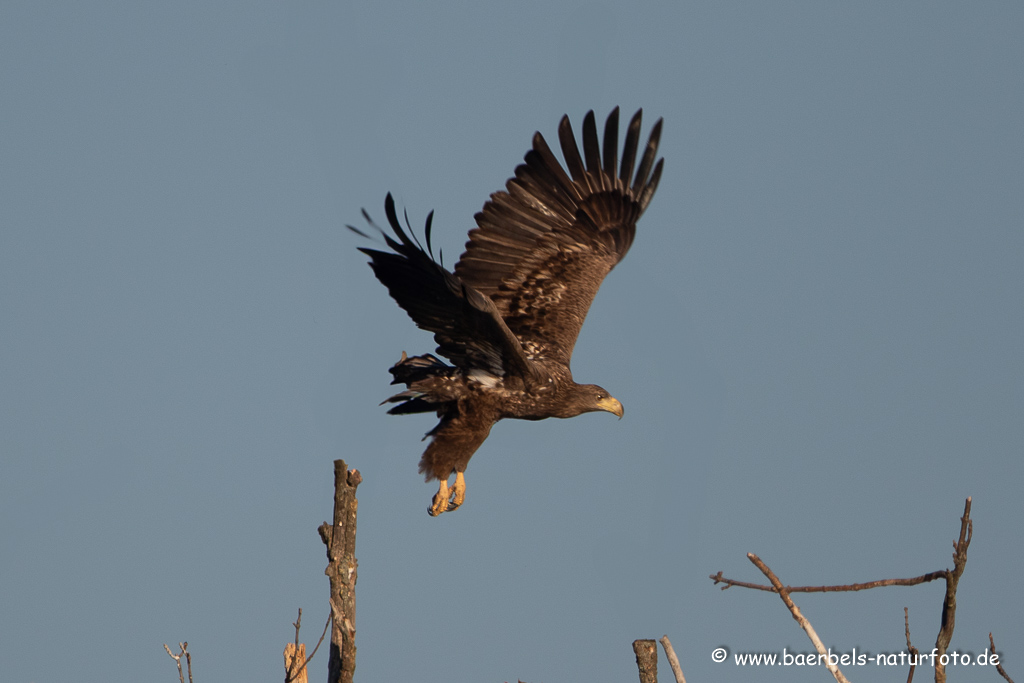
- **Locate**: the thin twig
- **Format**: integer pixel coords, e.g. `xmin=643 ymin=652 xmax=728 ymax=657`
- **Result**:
xmin=285 ymin=612 xmax=332 ymax=683
xmin=284 ymin=610 xmax=303 ymax=683
xmin=659 ymin=635 xmax=687 ymax=683
xmin=904 ymin=607 xmax=919 ymax=683
xmin=748 ymin=554 xmax=851 ymax=683
xmin=709 ymin=569 xmax=947 ymax=593
xmin=990 ymin=633 xmax=1015 ymax=683
xmin=285 ymin=608 xmax=304 ymax=682
xmin=307 ymin=613 xmax=331 ymax=669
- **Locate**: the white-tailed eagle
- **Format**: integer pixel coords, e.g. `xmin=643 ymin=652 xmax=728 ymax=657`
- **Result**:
xmin=351 ymin=108 xmax=663 ymax=515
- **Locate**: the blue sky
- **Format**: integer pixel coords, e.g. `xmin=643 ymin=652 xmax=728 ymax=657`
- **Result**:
xmin=2 ymin=2 xmax=1021 ymax=682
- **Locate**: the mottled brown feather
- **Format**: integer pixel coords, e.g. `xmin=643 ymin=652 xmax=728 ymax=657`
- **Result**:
xmin=455 ymin=108 xmax=663 ymax=366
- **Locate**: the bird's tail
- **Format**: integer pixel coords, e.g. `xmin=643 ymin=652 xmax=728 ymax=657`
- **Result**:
xmin=381 ymin=352 xmax=458 ymax=415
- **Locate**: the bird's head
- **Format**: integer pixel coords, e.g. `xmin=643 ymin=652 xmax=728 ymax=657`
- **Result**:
xmin=576 ymin=384 xmax=624 ymax=419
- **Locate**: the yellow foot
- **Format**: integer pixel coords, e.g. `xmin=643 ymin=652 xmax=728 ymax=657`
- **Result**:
xmin=428 ymin=478 xmax=450 ymax=516
xmin=427 ymin=472 xmax=467 ymax=516
xmin=448 ymin=471 xmax=466 ymax=511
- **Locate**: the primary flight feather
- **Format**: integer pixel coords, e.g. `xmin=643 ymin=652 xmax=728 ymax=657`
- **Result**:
xmin=351 ymin=108 xmax=663 ymax=515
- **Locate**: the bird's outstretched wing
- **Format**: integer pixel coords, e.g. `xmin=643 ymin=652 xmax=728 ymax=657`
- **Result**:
xmin=353 ymin=194 xmax=534 ymax=379
xmin=454 ymin=108 xmax=663 ymax=367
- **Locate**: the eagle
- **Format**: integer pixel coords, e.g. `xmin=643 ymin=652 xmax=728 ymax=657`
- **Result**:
xmin=351 ymin=108 xmax=663 ymax=516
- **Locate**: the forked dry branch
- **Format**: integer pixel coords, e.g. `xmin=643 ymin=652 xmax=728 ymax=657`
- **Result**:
xmin=706 ymin=497 xmax=1012 ymax=683
xmin=162 ymin=642 xmax=193 ymax=683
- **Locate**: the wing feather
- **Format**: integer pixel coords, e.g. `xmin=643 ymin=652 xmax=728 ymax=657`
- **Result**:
xmin=632 ymin=117 xmax=664 ymax=194
xmin=581 ymin=111 xmax=604 ymax=190
xmin=455 ymin=109 xmax=663 ymax=367
xmin=619 ymin=109 xmax=643 ymax=186
xmin=354 ymin=194 xmax=535 ymax=379
xmin=602 ymin=107 xmax=619 ymax=187
xmin=557 ymin=115 xmax=590 ymax=191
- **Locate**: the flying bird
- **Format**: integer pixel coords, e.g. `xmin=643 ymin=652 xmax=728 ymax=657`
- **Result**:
xmin=350 ymin=108 xmax=663 ymax=516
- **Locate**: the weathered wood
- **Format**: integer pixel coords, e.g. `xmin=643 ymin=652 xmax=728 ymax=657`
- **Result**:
xmin=934 ymin=497 xmax=973 ymax=683
xmin=633 ymin=639 xmax=658 ymax=683
xmin=284 ymin=643 xmax=308 ymax=683
xmin=658 ymin=636 xmax=686 ymax=683
xmin=318 ymin=460 xmax=361 ymax=683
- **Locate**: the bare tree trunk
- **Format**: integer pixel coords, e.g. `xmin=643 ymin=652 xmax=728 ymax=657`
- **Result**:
xmin=633 ymin=639 xmax=658 ymax=683
xmin=318 ymin=460 xmax=361 ymax=683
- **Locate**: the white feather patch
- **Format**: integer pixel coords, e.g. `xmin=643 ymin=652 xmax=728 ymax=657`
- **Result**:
xmin=468 ymin=369 xmax=501 ymax=387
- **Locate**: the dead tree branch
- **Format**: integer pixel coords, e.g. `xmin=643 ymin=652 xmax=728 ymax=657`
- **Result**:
xmin=317 ymin=460 xmax=362 ymax=683
xmin=163 ymin=642 xmax=193 ymax=683
xmin=633 ymin=639 xmax=659 ymax=683
xmin=658 ymin=635 xmax=686 ymax=683
xmin=712 ymin=498 xmax=996 ymax=683
xmin=284 ymin=608 xmax=331 ymax=683
xmin=905 ymin=607 xmax=919 ymax=683
xmin=935 ymin=496 xmax=972 ymax=683
xmin=989 ymin=633 xmax=1014 ymax=683
xmin=748 ymin=554 xmax=851 ymax=683
xmin=708 ymin=570 xmax=947 ymax=593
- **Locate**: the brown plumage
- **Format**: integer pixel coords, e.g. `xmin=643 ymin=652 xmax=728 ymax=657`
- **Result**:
xmin=351 ymin=108 xmax=663 ymax=515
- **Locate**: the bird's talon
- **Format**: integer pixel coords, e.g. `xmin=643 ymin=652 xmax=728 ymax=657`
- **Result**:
xmin=428 ymin=479 xmax=450 ymax=516
xmin=426 ymin=473 xmax=466 ymax=515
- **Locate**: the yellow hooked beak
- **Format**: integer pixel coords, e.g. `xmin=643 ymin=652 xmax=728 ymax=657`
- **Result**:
xmin=597 ymin=396 xmax=624 ymax=419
